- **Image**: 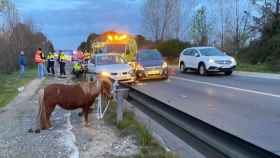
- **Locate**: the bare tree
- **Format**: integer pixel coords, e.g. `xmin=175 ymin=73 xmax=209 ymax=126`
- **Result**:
xmin=0 ymin=0 xmax=54 ymax=73
xmin=174 ymin=0 xmax=182 ymax=39
xmin=190 ymin=6 xmax=211 ymax=46
xmin=141 ymin=0 xmax=182 ymax=41
xmin=142 ymin=0 xmax=161 ymax=41
xmin=219 ymin=0 xmax=225 ymax=48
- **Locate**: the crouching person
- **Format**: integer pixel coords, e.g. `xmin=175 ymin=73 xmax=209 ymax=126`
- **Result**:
xmin=72 ymin=61 xmax=82 ymax=78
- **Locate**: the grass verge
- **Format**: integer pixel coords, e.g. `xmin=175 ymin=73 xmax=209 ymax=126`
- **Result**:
xmin=0 ymin=68 xmax=37 ymax=108
xmin=236 ymin=63 xmax=279 ymax=74
xmin=105 ymin=101 xmax=177 ymax=158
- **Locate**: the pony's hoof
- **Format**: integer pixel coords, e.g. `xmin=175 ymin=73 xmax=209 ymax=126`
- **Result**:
xmin=28 ymin=128 xmax=33 ymax=133
xmin=35 ymin=129 xmax=41 ymax=133
xmin=84 ymin=123 xmax=90 ymax=127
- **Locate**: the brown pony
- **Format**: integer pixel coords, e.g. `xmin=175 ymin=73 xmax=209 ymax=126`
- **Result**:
xmin=30 ymin=77 xmax=112 ymax=133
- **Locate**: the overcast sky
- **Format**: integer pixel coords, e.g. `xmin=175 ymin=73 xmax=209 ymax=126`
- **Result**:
xmin=13 ymin=0 xmax=253 ymax=50
xmin=14 ymin=0 xmax=143 ymax=49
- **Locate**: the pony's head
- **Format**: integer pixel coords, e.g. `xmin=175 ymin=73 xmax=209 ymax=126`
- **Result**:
xmin=100 ymin=77 xmax=112 ymax=97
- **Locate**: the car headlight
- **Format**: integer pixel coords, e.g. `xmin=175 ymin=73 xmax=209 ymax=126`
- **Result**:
xmin=101 ymin=71 xmax=111 ymax=77
xmin=209 ymin=59 xmax=215 ymax=63
xmin=162 ymin=62 xmax=168 ymax=68
xmin=136 ymin=64 xmax=144 ymax=70
xmin=230 ymin=58 xmax=236 ymax=64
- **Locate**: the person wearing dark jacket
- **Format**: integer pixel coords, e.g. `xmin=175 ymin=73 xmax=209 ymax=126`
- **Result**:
xmin=19 ymin=50 xmax=26 ymax=79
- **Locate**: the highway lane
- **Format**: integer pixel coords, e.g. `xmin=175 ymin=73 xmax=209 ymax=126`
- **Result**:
xmin=176 ymin=71 xmax=280 ymax=95
xmin=132 ymin=72 xmax=280 ymax=155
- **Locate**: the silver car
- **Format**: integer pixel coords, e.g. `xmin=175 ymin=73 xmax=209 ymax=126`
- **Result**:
xmin=87 ymin=53 xmax=135 ymax=83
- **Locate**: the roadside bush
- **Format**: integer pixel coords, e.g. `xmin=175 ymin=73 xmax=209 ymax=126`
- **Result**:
xmin=238 ymin=34 xmax=280 ymax=72
xmin=156 ymin=39 xmax=191 ymax=59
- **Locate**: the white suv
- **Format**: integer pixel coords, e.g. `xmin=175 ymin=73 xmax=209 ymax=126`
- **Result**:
xmin=179 ymin=47 xmax=237 ymax=76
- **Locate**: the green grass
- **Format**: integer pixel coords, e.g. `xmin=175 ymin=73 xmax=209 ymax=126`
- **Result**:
xmin=236 ymin=63 xmax=279 ymax=74
xmin=0 ymin=68 xmax=37 ymax=108
xmin=105 ymin=102 xmax=177 ymax=158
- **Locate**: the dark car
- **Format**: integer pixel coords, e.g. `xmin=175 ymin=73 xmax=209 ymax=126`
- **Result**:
xmin=135 ymin=49 xmax=168 ymax=80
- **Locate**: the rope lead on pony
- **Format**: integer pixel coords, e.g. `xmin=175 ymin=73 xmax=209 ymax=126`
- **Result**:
xmin=96 ymin=79 xmax=112 ymax=120
xmin=96 ymin=79 xmax=128 ymax=121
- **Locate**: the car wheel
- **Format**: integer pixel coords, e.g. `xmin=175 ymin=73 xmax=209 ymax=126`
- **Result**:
xmin=180 ymin=63 xmax=186 ymax=73
xmin=224 ymin=71 xmax=233 ymax=76
xmin=198 ymin=64 xmax=207 ymax=76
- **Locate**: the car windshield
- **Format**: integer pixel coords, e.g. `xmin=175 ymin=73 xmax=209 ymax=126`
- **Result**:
xmin=138 ymin=51 xmax=162 ymax=61
xmin=199 ymin=48 xmax=225 ymax=56
xmin=96 ymin=55 xmax=126 ymax=65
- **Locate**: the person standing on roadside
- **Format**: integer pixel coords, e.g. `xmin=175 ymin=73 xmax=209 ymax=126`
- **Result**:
xmin=34 ymin=48 xmax=45 ymax=79
xmin=18 ymin=50 xmax=26 ymax=79
xmin=58 ymin=51 xmax=66 ymax=76
xmin=47 ymin=51 xmax=55 ymax=76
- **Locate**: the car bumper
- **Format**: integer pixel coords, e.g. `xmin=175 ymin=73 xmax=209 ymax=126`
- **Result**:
xmin=110 ymin=74 xmax=135 ymax=83
xmin=207 ymin=65 xmax=236 ymax=72
xmin=136 ymin=68 xmax=168 ymax=79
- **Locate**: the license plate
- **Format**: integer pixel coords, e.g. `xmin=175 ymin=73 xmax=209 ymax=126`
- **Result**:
xmin=147 ymin=70 xmax=160 ymax=75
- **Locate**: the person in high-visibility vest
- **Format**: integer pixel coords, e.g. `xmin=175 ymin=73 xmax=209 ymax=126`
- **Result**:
xmin=72 ymin=61 xmax=82 ymax=78
xmin=47 ymin=52 xmax=55 ymax=75
xmin=34 ymin=48 xmax=45 ymax=79
xmin=58 ymin=52 xmax=66 ymax=76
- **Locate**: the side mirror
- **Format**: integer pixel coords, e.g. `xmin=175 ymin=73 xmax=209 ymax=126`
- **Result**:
xmin=195 ymin=53 xmax=200 ymax=57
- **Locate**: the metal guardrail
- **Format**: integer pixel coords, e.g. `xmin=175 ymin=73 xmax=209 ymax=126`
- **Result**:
xmin=120 ymin=84 xmax=279 ymax=158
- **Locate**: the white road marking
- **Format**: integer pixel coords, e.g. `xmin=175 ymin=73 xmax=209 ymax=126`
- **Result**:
xmin=179 ymin=94 xmax=188 ymax=99
xmin=171 ymin=76 xmax=280 ymax=98
xmin=59 ymin=113 xmax=79 ymax=158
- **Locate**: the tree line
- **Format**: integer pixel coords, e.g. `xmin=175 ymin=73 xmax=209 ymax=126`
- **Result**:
xmin=141 ymin=0 xmax=280 ymax=70
xmin=77 ymin=0 xmax=279 ymax=70
xmin=0 ymin=0 xmax=54 ymax=73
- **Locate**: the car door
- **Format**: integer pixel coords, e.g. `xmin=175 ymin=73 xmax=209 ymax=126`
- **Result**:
xmin=191 ymin=49 xmax=201 ymax=68
xmin=187 ymin=49 xmax=197 ymax=68
xmin=182 ymin=49 xmax=192 ymax=68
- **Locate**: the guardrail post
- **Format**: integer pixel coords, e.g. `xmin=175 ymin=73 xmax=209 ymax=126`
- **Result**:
xmin=113 ymin=81 xmax=129 ymax=123
xmin=116 ymin=90 xmax=124 ymax=123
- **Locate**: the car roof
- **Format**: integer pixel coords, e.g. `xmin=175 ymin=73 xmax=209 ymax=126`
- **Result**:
xmin=94 ymin=53 xmax=121 ymax=57
xmin=186 ymin=46 xmax=215 ymax=50
xmin=137 ymin=49 xmax=159 ymax=53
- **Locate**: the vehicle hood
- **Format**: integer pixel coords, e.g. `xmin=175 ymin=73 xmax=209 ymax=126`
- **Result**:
xmin=95 ymin=64 xmax=131 ymax=73
xmin=206 ymin=55 xmax=233 ymax=61
xmin=138 ymin=60 xmax=163 ymax=67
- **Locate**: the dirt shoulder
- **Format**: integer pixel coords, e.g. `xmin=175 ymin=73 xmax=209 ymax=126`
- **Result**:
xmin=0 ymin=76 xmax=138 ymax=158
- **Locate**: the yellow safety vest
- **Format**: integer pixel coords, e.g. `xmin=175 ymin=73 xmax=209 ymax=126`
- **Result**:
xmin=47 ymin=54 xmax=55 ymax=61
xmin=73 ymin=63 xmax=81 ymax=71
xmin=60 ymin=53 xmax=66 ymax=62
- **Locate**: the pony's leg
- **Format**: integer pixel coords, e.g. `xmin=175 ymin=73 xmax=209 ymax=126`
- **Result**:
xmin=44 ymin=104 xmax=55 ymax=129
xmin=83 ymin=106 xmax=90 ymax=127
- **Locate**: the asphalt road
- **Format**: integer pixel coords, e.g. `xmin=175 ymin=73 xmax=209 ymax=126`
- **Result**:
xmin=133 ymin=71 xmax=280 ymax=156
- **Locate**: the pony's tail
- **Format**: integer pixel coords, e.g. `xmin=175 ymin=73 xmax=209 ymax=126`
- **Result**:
xmin=38 ymin=89 xmax=51 ymax=130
